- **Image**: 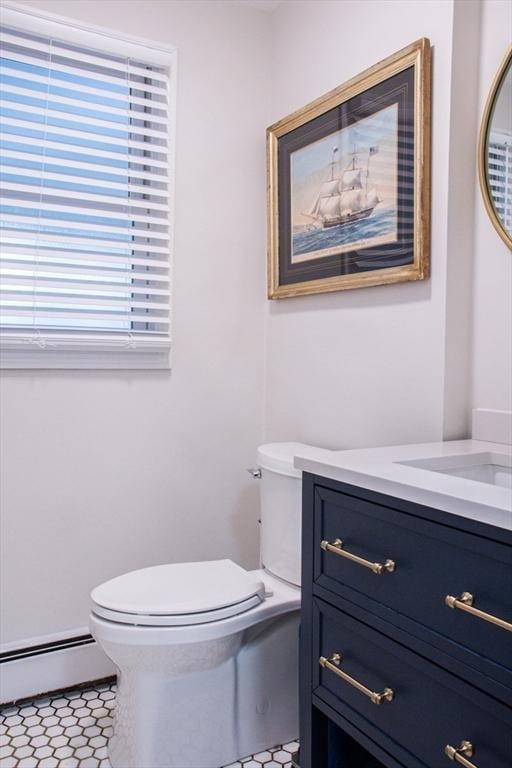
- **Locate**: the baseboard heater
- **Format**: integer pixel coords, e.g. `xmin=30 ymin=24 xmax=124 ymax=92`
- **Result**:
xmin=0 ymin=630 xmax=116 ymax=704
xmin=0 ymin=633 xmax=95 ymax=663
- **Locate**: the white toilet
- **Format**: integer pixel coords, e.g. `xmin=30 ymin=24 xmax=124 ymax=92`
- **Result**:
xmin=90 ymin=443 xmax=314 ymax=768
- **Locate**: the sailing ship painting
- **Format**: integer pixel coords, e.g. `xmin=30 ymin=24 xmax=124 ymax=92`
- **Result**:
xmin=308 ymin=146 xmax=380 ymax=228
xmin=290 ymin=103 xmax=399 ymax=263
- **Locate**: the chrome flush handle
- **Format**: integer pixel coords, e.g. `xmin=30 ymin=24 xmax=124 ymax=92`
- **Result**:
xmin=247 ymin=468 xmax=262 ymax=479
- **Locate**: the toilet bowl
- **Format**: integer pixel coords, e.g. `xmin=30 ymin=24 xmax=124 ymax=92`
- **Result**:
xmin=90 ymin=442 xmax=317 ymax=768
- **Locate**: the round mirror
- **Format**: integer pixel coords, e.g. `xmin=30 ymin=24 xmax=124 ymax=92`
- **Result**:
xmin=479 ymin=46 xmax=512 ymax=249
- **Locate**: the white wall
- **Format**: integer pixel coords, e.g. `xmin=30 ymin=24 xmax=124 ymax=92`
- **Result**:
xmin=1 ymin=0 xmax=509 ymax=655
xmin=0 ymin=0 xmax=270 ymax=645
xmin=264 ymin=0 xmax=456 ymax=449
xmin=471 ymin=0 xmax=512 ymax=414
xmin=442 ymin=0 xmax=481 ymax=440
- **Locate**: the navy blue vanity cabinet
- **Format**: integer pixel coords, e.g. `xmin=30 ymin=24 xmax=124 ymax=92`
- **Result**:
xmin=299 ymin=473 xmax=512 ymax=768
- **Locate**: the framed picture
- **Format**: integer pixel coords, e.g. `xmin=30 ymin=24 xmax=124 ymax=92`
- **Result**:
xmin=267 ymin=38 xmax=431 ymax=298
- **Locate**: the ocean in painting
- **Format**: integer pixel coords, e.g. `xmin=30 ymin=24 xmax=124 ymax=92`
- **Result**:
xmin=292 ymin=206 xmax=397 ymax=261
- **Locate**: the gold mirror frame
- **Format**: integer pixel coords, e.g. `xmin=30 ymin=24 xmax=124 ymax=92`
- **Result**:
xmin=478 ymin=45 xmax=512 ymax=250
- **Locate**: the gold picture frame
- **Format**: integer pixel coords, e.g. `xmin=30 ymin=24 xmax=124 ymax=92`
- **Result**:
xmin=267 ymin=38 xmax=431 ymax=299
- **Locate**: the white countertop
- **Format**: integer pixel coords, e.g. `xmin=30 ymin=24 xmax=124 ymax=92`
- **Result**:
xmin=294 ymin=439 xmax=512 ymax=532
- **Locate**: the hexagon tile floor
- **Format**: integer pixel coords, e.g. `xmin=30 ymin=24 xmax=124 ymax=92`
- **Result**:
xmin=0 ymin=680 xmax=299 ymax=768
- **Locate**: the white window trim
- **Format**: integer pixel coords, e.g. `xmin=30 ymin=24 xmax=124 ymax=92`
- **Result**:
xmin=0 ymin=2 xmax=177 ymax=370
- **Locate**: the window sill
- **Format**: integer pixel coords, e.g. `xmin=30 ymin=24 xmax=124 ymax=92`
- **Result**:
xmin=0 ymin=334 xmax=171 ymax=370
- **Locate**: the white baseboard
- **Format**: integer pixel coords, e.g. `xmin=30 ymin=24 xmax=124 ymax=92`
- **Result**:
xmin=0 ymin=632 xmax=116 ymax=704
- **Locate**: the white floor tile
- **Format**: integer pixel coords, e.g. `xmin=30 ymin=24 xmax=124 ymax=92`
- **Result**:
xmin=0 ymin=681 xmax=298 ymax=767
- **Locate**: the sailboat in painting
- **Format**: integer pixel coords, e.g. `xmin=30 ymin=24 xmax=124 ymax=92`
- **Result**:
xmin=307 ymin=146 xmax=381 ymax=229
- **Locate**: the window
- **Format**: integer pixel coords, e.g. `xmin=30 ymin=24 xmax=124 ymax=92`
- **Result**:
xmin=0 ymin=6 xmax=176 ymax=368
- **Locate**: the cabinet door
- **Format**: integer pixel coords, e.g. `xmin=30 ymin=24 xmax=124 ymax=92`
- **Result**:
xmin=313 ymin=486 xmax=512 ymax=687
xmin=313 ymin=598 xmax=512 ymax=768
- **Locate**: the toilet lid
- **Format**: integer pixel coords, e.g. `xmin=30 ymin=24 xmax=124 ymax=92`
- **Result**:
xmin=91 ymin=559 xmax=265 ymax=617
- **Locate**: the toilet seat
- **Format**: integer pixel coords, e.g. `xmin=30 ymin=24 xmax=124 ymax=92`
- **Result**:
xmin=92 ymin=593 xmax=263 ymax=626
xmin=91 ymin=568 xmax=300 ymax=645
xmin=91 ymin=559 xmax=266 ymax=627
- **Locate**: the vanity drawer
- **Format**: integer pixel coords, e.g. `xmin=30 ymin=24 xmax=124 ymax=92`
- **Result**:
xmin=313 ymin=486 xmax=512 ymax=678
xmin=313 ymin=598 xmax=512 ymax=768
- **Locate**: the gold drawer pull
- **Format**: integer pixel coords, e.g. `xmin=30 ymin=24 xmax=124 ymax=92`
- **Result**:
xmin=445 ymin=740 xmax=478 ymax=768
xmin=320 ymin=538 xmax=396 ymax=575
xmin=445 ymin=592 xmax=512 ymax=632
xmin=319 ymin=653 xmax=394 ymax=705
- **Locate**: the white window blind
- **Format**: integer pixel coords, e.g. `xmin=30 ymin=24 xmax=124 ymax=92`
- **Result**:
xmin=0 ymin=7 xmax=175 ymax=368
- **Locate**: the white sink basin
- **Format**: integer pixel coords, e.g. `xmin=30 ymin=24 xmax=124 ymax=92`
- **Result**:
xmin=399 ymin=452 xmax=512 ymax=489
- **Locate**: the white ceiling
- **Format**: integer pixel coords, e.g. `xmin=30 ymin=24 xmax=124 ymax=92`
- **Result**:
xmin=236 ymin=0 xmax=284 ymax=12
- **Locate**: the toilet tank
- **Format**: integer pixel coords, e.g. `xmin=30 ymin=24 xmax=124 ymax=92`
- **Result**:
xmin=257 ymin=443 xmax=315 ymax=587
